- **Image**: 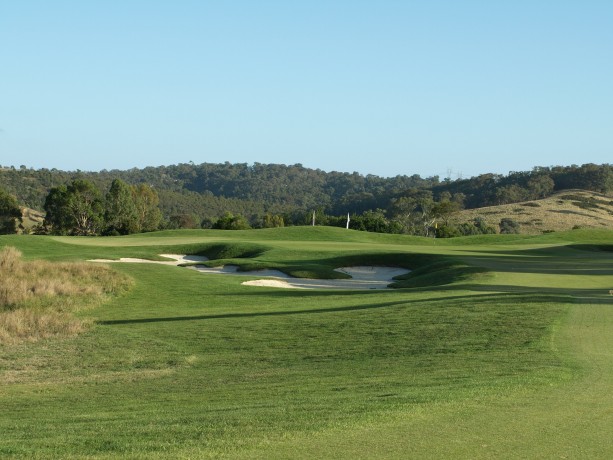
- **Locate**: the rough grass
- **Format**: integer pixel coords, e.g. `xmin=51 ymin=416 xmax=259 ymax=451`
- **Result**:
xmin=0 ymin=246 xmax=132 ymax=344
xmin=0 ymin=310 xmax=89 ymax=345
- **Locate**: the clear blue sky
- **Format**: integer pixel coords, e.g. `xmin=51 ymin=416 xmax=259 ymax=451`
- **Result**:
xmin=1 ymin=1 xmax=612 ymax=179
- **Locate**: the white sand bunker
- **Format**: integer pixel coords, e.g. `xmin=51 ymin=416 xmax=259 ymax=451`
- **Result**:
xmin=89 ymin=255 xmax=409 ymax=290
xmin=89 ymin=254 xmax=209 ymax=265
xmin=190 ymin=264 xmax=289 ymax=278
xmin=243 ymin=266 xmax=410 ymax=290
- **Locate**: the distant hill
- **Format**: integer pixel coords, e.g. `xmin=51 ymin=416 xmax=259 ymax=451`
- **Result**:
xmin=1 ymin=162 xmax=612 ymax=234
xmin=452 ymin=190 xmax=613 ymax=234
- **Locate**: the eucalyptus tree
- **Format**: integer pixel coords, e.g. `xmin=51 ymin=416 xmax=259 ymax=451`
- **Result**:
xmin=44 ymin=179 xmax=104 ymax=235
xmin=131 ymin=183 xmax=162 ymax=232
xmin=104 ymin=179 xmax=138 ymax=235
xmin=0 ymin=187 xmax=22 ymax=234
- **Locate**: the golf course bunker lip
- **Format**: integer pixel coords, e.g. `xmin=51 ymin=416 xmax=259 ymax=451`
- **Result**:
xmin=189 ymin=264 xmax=289 ymax=278
xmin=88 ymin=254 xmax=209 ymax=265
xmin=243 ymin=266 xmax=411 ymax=290
xmin=88 ymin=255 xmax=410 ymax=290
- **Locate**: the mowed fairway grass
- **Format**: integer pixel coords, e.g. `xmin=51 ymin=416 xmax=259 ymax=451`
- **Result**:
xmin=1 ymin=227 xmax=612 ymax=458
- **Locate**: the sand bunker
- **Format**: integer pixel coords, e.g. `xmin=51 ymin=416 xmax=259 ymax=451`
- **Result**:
xmin=190 ymin=264 xmax=289 ymax=278
xmin=89 ymin=255 xmax=409 ymax=290
xmin=89 ymin=254 xmax=209 ymax=265
xmin=243 ymin=266 xmax=410 ymax=290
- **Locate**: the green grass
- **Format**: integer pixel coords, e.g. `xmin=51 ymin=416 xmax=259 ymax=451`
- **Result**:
xmin=1 ymin=227 xmax=612 ymax=458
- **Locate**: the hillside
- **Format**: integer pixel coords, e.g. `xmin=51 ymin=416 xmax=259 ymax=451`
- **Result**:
xmin=453 ymin=190 xmax=613 ymax=234
xmin=2 ymin=162 xmax=613 ymax=236
xmin=19 ymin=207 xmax=45 ymax=233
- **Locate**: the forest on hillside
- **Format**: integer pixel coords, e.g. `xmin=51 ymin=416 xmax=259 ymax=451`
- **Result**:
xmin=1 ymin=162 xmax=612 ymax=236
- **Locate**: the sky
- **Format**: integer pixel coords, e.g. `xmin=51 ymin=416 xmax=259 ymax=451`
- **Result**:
xmin=1 ymin=1 xmax=612 ymax=179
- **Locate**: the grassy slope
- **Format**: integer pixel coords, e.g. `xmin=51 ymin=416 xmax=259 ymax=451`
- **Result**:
xmin=0 ymin=227 xmax=612 ymax=458
xmin=19 ymin=207 xmax=44 ymax=233
xmin=453 ymin=189 xmax=613 ymax=234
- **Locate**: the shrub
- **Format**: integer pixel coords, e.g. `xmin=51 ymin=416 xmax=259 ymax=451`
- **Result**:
xmin=213 ymin=212 xmax=252 ymax=230
xmin=436 ymin=224 xmax=461 ymax=238
xmin=499 ymin=218 xmax=521 ymax=234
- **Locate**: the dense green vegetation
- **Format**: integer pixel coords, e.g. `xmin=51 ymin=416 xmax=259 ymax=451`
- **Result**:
xmin=0 ymin=227 xmax=612 ymax=458
xmin=42 ymin=179 xmax=162 ymax=236
xmin=0 ymin=187 xmax=22 ymax=234
xmin=2 ymin=162 xmax=612 ymax=236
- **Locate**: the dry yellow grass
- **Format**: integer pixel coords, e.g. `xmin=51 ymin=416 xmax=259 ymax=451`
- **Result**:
xmin=452 ymin=189 xmax=613 ymax=234
xmin=0 ymin=246 xmax=132 ymax=344
xmin=18 ymin=207 xmax=45 ymax=234
xmin=0 ymin=310 xmax=90 ymax=345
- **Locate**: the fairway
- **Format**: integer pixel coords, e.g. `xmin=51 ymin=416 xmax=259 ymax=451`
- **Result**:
xmin=1 ymin=227 xmax=612 ymax=458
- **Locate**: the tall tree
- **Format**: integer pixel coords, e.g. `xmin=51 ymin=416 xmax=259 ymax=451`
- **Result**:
xmin=0 ymin=187 xmax=22 ymax=234
xmin=43 ymin=185 xmax=71 ymax=235
xmin=67 ymin=180 xmax=104 ymax=235
xmin=389 ymin=195 xmax=418 ymax=234
xmin=527 ymin=175 xmax=555 ymax=199
xmin=132 ymin=184 xmax=162 ymax=232
xmin=44 ymin=180 xmax=104 ymax=235
xmin=432 ymin=200 xmax=460 ymax=227
xmin=105 ymin=179 xmax=138 ymax=235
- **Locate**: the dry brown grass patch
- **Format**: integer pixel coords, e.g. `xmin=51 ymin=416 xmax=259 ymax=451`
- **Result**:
xmin=0 ymin=245 xmax=21 ymax=270
xmin=452 ymin=190 xmax=613 ymax=234
xmin=0 ymin=246 xmax=132 ymax=344
xmin=0 ymin=310 xmax=90 ymax=345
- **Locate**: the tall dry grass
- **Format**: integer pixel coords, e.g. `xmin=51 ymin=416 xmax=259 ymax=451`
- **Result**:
xmin=0 ymin=246 xmax=132 ymax=344
xmin=453 ymin=190 xmax=613 ymax=234
xmin=0 ymin=310 xmax=90 ymax=345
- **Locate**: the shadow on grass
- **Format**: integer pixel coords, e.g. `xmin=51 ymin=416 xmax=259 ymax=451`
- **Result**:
xmin=230 ymin=252 xmax=442 ymax=279
xmin=463 ymin=257 xmax=613 ymax=275
xmin=458 ymin=284 xmax=613 ymax=302
xmin=96 ymin=287 xmax=610 ymax=327
xmin=457 ymin=244 xmax=613 ymax=276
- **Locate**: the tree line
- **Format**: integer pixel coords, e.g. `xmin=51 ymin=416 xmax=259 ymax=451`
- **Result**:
xmin=1 ymin=162 xmax=612 ymax=236
xmin=431 ymin=163 xmax=613 ymax=208
xmin=42 ymin=179 xmax=162 ymax=236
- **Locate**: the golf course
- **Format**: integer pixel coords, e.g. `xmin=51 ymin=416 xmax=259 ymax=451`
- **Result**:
xmin=1 ymin=226 xmax=612 ymax=458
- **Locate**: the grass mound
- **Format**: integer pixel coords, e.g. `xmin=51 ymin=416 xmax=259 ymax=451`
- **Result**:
xmin=0 ymin=246 xmax=132 ymax=344
xmin=182 ymin=242 xmax=269 ymax=260
xmin=284 ymin=251 xmax=487 ymax=288
xmin=391 ymin=258 xmax=491 ymax=288
xmin=282 ymin=252 xmax=440 ymax=279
